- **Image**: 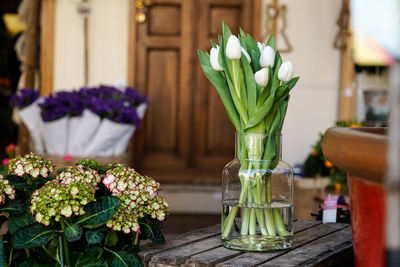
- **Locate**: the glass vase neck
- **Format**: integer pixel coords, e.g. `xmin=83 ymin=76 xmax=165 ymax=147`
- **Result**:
xmin=235 ymin=132 xmax=282 ymax=161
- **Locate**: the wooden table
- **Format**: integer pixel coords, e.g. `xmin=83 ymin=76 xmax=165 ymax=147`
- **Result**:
xmin=139 ymin=220 xmax=353 ymax=267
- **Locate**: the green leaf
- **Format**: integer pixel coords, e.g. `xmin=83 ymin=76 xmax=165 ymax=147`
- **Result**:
xmin=75 ymin=196 xmax=121 ymax=227
xmin=105 ymin=230 xmax=118 ymax=247
xmin=83 ymin=246 xmax=103 ymax=258
xmin=210 ymin=39 xmax=217 ymax=48
xmin=245 ymin=91 xmax=276 ymax=130
xmin=8 ymin=212 xmax=36 ymax=234
xmin=198 ymin=50 xmax=241 ymax=131
xmin=4 ymin=199 xmax=25 ymax=216
xmin=64 ymin=224 xmax=83 ymax=242
xmin=85 ymin=230 xmax=104 ymax=245
xmin=111 ymin=251 xmax=143 ymax=267
xmin=140 ymin=222 xmax=165 ymax=244
xmin=285 ymin=76 xmax=299 ymax=90
xmin=241 ymin=55 xmax=256 ymax=117
xmin=75 ymin=257 xmax=108 ymax=267
xmin=5 ymin=175 xmax=30 ymax=191
xmin=0 ymin=238 xmax=5 ymax=267
xmin=271 ymin=52 xmax=282 ymax=94
xmin=266 ymin=33 xmax=276 ymax=50
xmin=12 ymin=223 xmax=56 ymax=249
xmin=17 ymin=261 xmax=53 ymax=267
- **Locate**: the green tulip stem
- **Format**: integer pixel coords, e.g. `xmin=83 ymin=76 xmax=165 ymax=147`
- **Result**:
xmin=254 ymin=175 xmax=268 ymax=236
xmin=231 ymin=60 xmax=241 ymax=100
xmin=222 ymin=178 xmax=249 ymax=238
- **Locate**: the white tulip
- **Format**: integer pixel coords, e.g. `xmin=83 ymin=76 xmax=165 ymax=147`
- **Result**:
xmin=210 ymin=45 xmax=224 ymax=71
xmin=259 ymin=46 xmax=275 ymax=68
xmin=257 ymin=42 xmax=265 ymax=53
xmin=241 ymin=47 xmax=251 ymax=63
xmin=226 ymin=35 xmax=242 ymax=60
xmin=254 ymin=68 xmax=269 ymax=87
xmin=278 ymin=61 xmax=294 ymax=82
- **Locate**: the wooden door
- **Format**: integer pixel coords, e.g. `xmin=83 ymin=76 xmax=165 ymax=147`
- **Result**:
xmin=131 ymin=0 xmax=260 ymax=184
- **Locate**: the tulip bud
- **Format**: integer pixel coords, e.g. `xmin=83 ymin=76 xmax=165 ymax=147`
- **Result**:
xmin=278 ymin=61 xmax=294 ymax=82
xmin=257 ymin=42 xmax=265 ymax=53
xmin=226 ymin=35 xmax=242 ymax=60
xmin=209 ymin=46 xmax=224 ymax=71
xmin=254 ymin=68 xmax=269 ymax=87
xmin=241 ymin=47 xmax=251 ymax=63
xmin=259 ymin=46 xmax=275 ymax=68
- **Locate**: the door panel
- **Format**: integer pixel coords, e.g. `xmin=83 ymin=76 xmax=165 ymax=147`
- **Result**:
xmin=146 ymin=50 xmax=179 ymax=150
xmin=133 ymin=0 xmax=257 ymax=183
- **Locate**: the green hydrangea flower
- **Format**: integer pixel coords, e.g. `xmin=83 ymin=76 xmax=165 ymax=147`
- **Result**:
xmin=0 ymin=174 xmax=16 ymax=205
xmin=8 ymin=153 xmax=54 ymax=178
xmin=57 ymin=165 xmax=101 ymax=186
xmin=30 ymin=180 xmax=95 ymax=226
xmin=102 ymin=165 xmax=168 ymax=233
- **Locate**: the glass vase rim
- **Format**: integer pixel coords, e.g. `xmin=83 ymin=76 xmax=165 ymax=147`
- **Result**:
xmin=236 ymin=132 xmax=282 ymax=136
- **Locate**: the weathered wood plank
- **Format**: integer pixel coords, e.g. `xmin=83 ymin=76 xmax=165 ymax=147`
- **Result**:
xmin=138 ymin=224 xmax=220 ymax=263
xmin=185 ymin=220 xmax=321 ymax=267
xmin=215 ymin=223 xmax=350 ymax=267
xmin=150 ymin=235 xmax=221 ymax=265
xmin=257 ymin=226 xmax=353 ymax=267
xmin=293 ymin=220 xmax=321 ymax=232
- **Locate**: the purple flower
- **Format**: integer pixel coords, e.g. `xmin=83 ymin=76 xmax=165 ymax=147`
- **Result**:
xmin=79 ymin=85 xmax=147 ymax=126
xmin=9 ymin=88 xmax=39 ymax=109
xmin=39 ymin=91 xmax=84 ymax=122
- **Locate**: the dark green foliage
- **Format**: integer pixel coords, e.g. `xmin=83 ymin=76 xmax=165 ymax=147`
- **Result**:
xmin=111 ymin=251 xmax=143 ymax=267
xmin=85 ymin=230 xmax=104 ymax=245
xmin=139 ymin=217 xmax=165 ymax=244
xmin=4 ymin=199 xmax=25 ymax=216
xmin=64 ymin=224 xmax=83 ymax=242
xmin=0 ymin=238 xmax=5 ymax=267
xmin=75 ymin=196 xmax=121 ymax=227
xmin=8 ymin=212 xmax=36 ymax=234
xmin=11 ymin=224 xmax=56 ymax=249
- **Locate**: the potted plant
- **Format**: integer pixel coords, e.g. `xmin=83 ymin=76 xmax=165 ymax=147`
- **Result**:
xmin=0 ymin=153 xmax=168 ymax=266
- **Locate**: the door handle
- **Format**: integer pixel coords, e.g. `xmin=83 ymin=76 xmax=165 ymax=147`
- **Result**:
xmin=135 ymin=0 xmax=153 ymax=23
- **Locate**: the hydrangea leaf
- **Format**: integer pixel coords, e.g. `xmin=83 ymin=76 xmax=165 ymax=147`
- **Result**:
xmin=11 ymin=223 xmax=56 ymax=249
xmin=65 ymin=224 xmax=83 ymax=242
xmin=75 ymin=196 xmax=121 ymax=227
xmin=105 ymin=230 xmax=118 ymax=247
xmin=4 ymin=199 xmax=25 ymax=216
xmin=75 ymin=257 xmax=109 ymax=267
xmin=140 ymin=222 xmax=165 ymax=244
xmin=111 ymin=251 xmax=142 ymax=267
xmin=85 ymin=230 xmax=104 ymax=245
xmin=0 ymin=238 xmax=5 ymax=267
xmin=8 ymin=212 xmax=36 ymax=234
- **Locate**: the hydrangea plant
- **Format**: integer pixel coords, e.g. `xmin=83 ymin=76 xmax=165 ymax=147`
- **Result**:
xmin=0 ymin=154 xmax=168 ymax=267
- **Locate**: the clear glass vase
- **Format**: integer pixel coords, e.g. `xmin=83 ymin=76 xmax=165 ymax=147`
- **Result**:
xmin=222 ymin=132 xmax=294 ymax=251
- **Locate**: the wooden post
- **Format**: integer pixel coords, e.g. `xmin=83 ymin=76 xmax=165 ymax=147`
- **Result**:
xmin=24 ymin=0 xmax=41 ymax=89
xmin=386 ymin=62 xmax=400 ymax=266
xmin=19 ymin=0 xmax=41 ymax=155
xmin=337 ymin=0 xmax=356 ymax=121
xmin=40 ymin=0 xmax=55 ymax=96
xmin=83 ymin=0 xmax=89 ymax=85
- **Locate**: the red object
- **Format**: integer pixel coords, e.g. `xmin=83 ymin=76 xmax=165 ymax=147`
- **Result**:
xmin=2 ymin=158 xmax=9 ymax=166
xmin=348 ymin=175 xmax=385 ymax=267
xmin=5 ymin=144 xmax=16 ymax=154
xmin=63 ymin=154 xmax=73 ymax=161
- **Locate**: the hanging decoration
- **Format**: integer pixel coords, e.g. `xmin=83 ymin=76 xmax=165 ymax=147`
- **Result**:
xmin=265 ymin=0 xmax=292 ymax=53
